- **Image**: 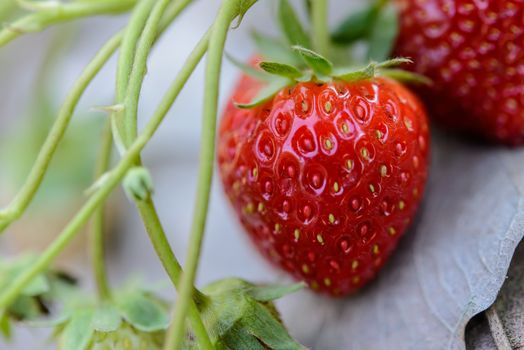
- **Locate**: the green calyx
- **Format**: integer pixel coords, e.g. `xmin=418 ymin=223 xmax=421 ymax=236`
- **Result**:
xmin=185 ymin=278 xmax=306 ymax=350
xmin=230 ymin=0 xmax=430 ymax=109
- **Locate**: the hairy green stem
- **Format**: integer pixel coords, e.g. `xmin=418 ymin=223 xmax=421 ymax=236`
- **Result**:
xmin=123 ymin=0 xmax=175 ymax=145
xmin=0 ymin=0 xmax=137 ymax=48
xmin=89 ymin=120 xmax=113 ymax=301
xmin=114 ymin=0 xmax=157 ymax=151
xmin=165 ymin=1 xmax=257 ymax=348
xmin=0 ymin=23 xmax=209 ymax=330
xmin=0 ymin=0 xmax=200 ymax=233
xmin=311 ymin=0 xmax=329 ymax=56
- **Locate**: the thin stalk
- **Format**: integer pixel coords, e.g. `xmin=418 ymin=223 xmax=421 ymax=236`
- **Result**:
xmin=115 ymin=0 xmax=212 ymax=345
xmin=0 ymin=25 xmax=209 ymax=327
xmin=0 ymin=32 xmax=122 ymax=233
xmin=136 ymin=200 xmax=213 ymax=349
xmin=89 ymin=120 xmax=113 ymax=301
xmin=311 ymin=0 xmax=329 ymax=57
xmin=114 ymin=0 xmax=157 ymax=151
xmin=0 ymin=0 xmax=199 ymax=233
xmin=165 ymin=1 xmax=257 ymax=348
xmin=123 ymin=0 xmax=176 ymax=144
xmin=0 ymin=0 xmax=137 ymax=48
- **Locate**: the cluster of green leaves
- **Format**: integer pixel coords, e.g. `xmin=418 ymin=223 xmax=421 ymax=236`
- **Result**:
xmin=0 ymin=255 xmax=76 ymax=339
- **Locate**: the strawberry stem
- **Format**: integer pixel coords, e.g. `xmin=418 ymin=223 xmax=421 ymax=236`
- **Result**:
xmin=0 ymin=0 xmax=137 ymax=48
xmin=165 ymin=1 xmax=259 ymax=349
xmin=90 ymin=120 xmax=113 ymax=302
xmin=311 ymin=0 xmax=329 ymax=57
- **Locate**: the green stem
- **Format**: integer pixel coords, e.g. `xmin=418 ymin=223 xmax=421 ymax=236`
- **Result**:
xmin=0 ymin=0 xmax=137 ymax=48
xmin=0 ymin=32 xmax=122 ymax=233
xmin=165 ymin=1 xmax=257 ymax=348
xmin=114 ymin=1 xmax=212 ymax=346
xmin=0 ymin=0 xmax=199 ymax=234
xmin=114 ymin=0 xmax=157 ymax=151
xmin=137 ymin=200 xmax=213 ymax=349
xmin=123 ymin=0 xmax=175 ymax=145
xmin=89 ymin=120 xmax=113 ymax=301
xmin=311 ymin=0 xmax=329 ymax=57
xmin=0 ymin=23 xmax=209 ymax=326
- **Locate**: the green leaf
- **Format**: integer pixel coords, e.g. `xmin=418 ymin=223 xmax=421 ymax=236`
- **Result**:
xmin=226 ymin=53 xmax=273 ymax=82
xmin=332 ymin=4 xmax=379 ymax=44
xmin=248 ymin=282 xmax=305 ymax=302
xmin=22 ymin=275 xmax=49 ymax=297
xmin=0 ymin=314 xmax=11 ymax=340
xmin=335 ymin=63 xmax=376 ymax=81
xmin=278 ymin=0 xmax=311 ymax=48
xmin=380 ymin=68 xmax=433 ymax=85
xmin=251 ymin=31 xmax=302 ymax=66
xmin=292 ymin=46 xmax=333 ymax=76
xmin=235 ymin=79 xmax=290 ymax=109
xmin=92 ymin=304 xmax=122 ymax=333
xmin=222 ymin=323 xmax=266 ymax=350
xmin=376 ymin=57 xmax=413 ymax=68
xmin=117 ymin=292 xmax=169 ymax=332
xmin=367 ymin=3 xmax=399 ymax=61
xmin=8 ymin=295 xmax=43 ymax=320
xmin=259 ymin=61 xmax=302 ymax=79
xmin=243 ymin=303 xmax=306 ymax=350
xmin=58 ymin=310 xmax=94 ymax=350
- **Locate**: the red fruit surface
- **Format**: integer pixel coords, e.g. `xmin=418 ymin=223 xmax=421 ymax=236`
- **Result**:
xmin=217 ymin=70 xmax=430 ymax=296
xmin=395 ymin=0 xmax=524 ymax=145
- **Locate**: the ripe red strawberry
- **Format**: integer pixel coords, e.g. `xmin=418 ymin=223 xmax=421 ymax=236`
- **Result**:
xmin=394 ymin=0 xmax=524 ymax=145
xmin=217 ymin=57 xmax=430 ymax=296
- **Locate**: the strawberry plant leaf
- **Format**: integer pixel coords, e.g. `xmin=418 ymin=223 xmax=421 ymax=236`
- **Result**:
xmin=335 ymin=63 xmax=375 ymax=81
xmin=243 ymin=302 xmax=306 ymax=349
xmin=235 ymin=78 xmax=290 ymax=109
xmin=248 ymin=282 xmax=305 ymax=302
xmin=292 ymin=46 xmax=333 ymax=76
xmin=117 ymin=291 xmax=169 ymax=332
xmin=367 ymin=3 xmax=399 ymax=61
xmin=332 ymin=4 xmax=379 ymax=44
xmin=278 ymin=0 xmax=311 ymax=48
xmin=380 ymin=68 xmax=432 ymax=86
xmin=259 ymin=61 xmax=303 ymax=80
xmin=251 ymin=31 xmax=302 ymax=66
xmin=0 ymin=314 xmax=11 ymax=340
xmin=226 ymin=53 xmax=273 ymax=82
xmin=58 ymin=310 xmax=94 ymax=350
xmin=92 ymin=304 xmax=122 ymax=333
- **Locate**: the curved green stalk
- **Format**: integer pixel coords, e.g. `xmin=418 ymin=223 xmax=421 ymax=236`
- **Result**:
xmin=0 ymin=32 xmax=122 ymax=233
xmin=90 ymin=120 xmax=113 ymax=301
xmin=0 ymin=26 xmax=209 ymax=334
xmin=165 ymin=1 xmax=258 ymax=349
xmin=312 ymin=0 xmax=329 ymax=56
xmin=0 ymin=0 xmax=136 ymax=48
xmin=0 ymin=0 xmax=200 ymax=234
xmin=113 ymin=0 xmax=157 ymax=152
xmin=122 ymin=0 xmax=175 ymax=144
